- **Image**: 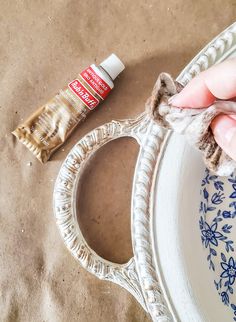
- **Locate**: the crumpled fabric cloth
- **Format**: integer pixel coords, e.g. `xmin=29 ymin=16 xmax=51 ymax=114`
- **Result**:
xmin=146 ymin=73 xmax=236 ymax=176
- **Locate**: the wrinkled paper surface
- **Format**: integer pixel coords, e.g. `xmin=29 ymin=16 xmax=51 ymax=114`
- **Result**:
xmin=1 ymin=1 xmax=236 ymax=321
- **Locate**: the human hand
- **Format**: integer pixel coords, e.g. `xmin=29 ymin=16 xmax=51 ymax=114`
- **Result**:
xmin=170 ymin=58 xmax=236 ymax=161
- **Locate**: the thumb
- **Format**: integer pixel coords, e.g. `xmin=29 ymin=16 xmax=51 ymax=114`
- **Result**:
xmin=171 ymin=58 xmax=236 ymax=108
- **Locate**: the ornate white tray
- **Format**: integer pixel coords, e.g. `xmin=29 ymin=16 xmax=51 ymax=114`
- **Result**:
xmin=53 ymin=23 xmax=236 ymax=321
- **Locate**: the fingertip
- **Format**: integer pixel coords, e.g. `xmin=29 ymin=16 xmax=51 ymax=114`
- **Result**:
xmin=211 ymin=115 xmax=233 ymax=138
xmin=172 ymin=58 xmax=236 ymax=109
xmin=211 ymin=115 xmax=236 ymax=161
xmin=171 ymin=75 xmax=215 ymax=108
xmin=205 ymin=58 xmax=236 ymax=99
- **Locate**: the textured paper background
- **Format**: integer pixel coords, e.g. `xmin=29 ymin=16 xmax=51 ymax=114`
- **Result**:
xmin=0 ymin=1 xmax=236 ymax=321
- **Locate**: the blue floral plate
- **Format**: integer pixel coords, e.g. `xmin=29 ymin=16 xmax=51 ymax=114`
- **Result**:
xmin=152 ymin=132 xmax=236 ymax=322
xmin=151 ymin=24 xmax=236 ymax=322
xmin=54 ymin=23 xmax=236 ymax=322
xmin=200 ymin=169 xmax=236 ymax=320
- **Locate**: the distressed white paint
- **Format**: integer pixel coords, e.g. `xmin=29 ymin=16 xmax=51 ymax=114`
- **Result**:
xmin=54 ymin=22 xmax=236 ymax=322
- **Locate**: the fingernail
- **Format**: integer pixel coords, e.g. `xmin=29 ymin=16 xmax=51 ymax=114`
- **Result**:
xmin=212 ymin=115 xmax=236 ymax=147
xmin=222 ymin=127 xmax=236 ymax=161
xmin=168 ymin=93 xmax=180 ymax=106
xmin=212 ymin=117 xmax=236 ymax=161
xmin=225 ymin=127 xmax=236 ymax=143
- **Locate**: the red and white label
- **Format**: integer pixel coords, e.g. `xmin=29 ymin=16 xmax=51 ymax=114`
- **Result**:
xmin=80 ymin=66 xmax=111 ymax=99
xmin=68 ymin=79 xmax=99 ymax=110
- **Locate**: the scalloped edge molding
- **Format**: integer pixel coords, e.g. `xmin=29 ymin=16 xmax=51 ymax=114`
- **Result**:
xmin=53 ymin=113 xmax=156 ymax=312
xmin=54 ymin=22 xmax=236 ymax=322
xmin=132 ymin=22 xmax=236 ymax=322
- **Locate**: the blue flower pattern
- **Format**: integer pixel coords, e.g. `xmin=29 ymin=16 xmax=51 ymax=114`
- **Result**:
xmin=202 ymin=222 xmax=223 ymax=248
xmin=200 ymin=169 xmax=236 ymax=320
xmin=221 ymin=257 xmax=236 ymax=286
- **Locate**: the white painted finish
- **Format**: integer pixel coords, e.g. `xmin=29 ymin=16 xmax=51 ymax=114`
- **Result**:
xmin=53 ymin=113 xmax=169 ymax=315
xmin=152 ymin=134 xmax=232 ymax=321
xmin=54 ymin=22 xmax=236 ymax=321
xmin=150 ymin=22 xmax=236 ymax=322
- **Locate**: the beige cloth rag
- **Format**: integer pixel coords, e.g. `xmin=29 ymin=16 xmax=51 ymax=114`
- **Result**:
xmin=146 ymin=73 xmax=236 ymax=176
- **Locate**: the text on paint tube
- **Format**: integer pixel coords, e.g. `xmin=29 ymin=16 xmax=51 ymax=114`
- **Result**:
xmin=80 ymin=67 xmax=111 ymax=99
xmin=68 ymin=79 xmax=99 ymax=110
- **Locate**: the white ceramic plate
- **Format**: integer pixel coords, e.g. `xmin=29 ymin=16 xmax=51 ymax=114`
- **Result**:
xmin=152 ymin=134 xmax=233 ymax=322
xmin=53 ymin=23 xmax=236 ymax=322
xmin=151 ymin=23 xmax=236 ymax=322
